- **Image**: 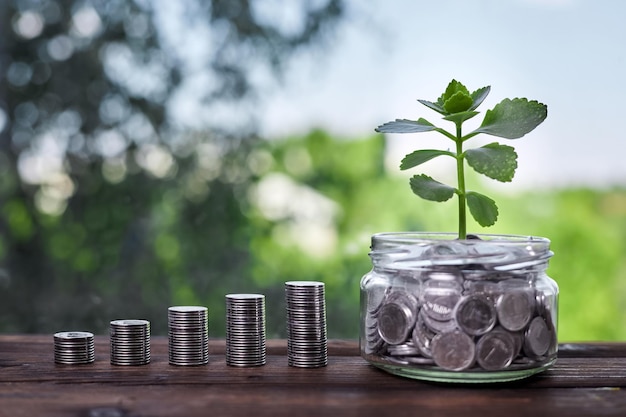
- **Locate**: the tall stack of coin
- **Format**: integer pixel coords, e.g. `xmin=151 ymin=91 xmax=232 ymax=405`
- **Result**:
xmin=53 ymin=331 xmax=95 ymax=365
xmin=110 ymin=319 xmax=151 ymax=366
xmin=225 ymin=294 xmax=266 ymax=367
xmin=168 ymin=306 xmax=209 ymax=366
xmin=285 ymin=281 xmax=328 ymax=368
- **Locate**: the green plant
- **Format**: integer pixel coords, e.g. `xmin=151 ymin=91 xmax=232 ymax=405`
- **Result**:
xmin=376 ymin=79 xmax=547 ymax=239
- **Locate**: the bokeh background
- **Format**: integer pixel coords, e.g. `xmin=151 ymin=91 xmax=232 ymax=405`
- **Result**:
xmin=1 ymin=0 xmax=625 ymax=341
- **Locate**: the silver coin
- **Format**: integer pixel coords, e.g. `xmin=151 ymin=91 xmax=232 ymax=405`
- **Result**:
xmin=411 ymin=311 xmax=436 ymax=358
xmin=476 ymin=329 xmax=516 ymax=370
xmin=54 ymin=331 xmax=94 ymax=340
xmin=110 ymin=319 xmax=150 ymax=326
xmin=490 ymin=325 xmax=524 ymax=358
xmin=377 ymin=301 xmax=415 ymax=345
xmin=169 ymin=305 xmax=208 ymax=313
xmin=402 ymin=356 xmax=436 ymax=365
xmin=454 ymin=294 xmax=496 ymax=336
xmin=524 ymin=316 xmax=552 ymax=358
xmin=53 ymin=351 xmax=95 ymax=358
xmin=420 ymin=310 xmax=458 ymax=334
xmin=427 ymin=270 xmax=463 ymax=285
xmin=385 ymin=291 xmax=420 ymax=313
xmin=54 ymin=355 xmax=95 ymax=364
xmin=387 ymin=341 xmax=420 ymax=356
xmin=496 ymin=291 xmax=534 ymax=332
xmin=367 ymin=286 xmax=392 ymax=315
xmin=421 ymin=288 xmax=460 ymax=322
xmin=111 ymin=359 xmax=150 ymax=364
xmin=431 ymin=330 xmax=476 ymax=371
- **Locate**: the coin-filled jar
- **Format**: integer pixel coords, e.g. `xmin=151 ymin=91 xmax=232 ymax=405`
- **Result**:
xmin=360 ymin=232 xmax=558 ymax=383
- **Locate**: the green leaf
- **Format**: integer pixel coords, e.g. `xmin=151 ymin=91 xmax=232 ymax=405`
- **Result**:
xmin=469 ymin=86 xmax=490 ymax=110
xmin=472 ymin=98 xmax=547 ymax=139
xmin=443 ymin=91 xmax=473 ymax=114
xmin=418 ymin=100 xmax=446 ymax=115
xmin=437 ymin=80 xmax=470 ymax=106
xmin=465 ymin=142 xmax=518 ymax=182
xmin=443 ymin=111 xmax=479 ymax=125
xmin=375 ymin=118 xmax=437 ymax=134
xmin=400 ymin=150 xmax=455 ymax=170
xmin=409 ymin=174 xmax=456 ymax=202
xmin=466 ymin=191 xmax=499 ymax=227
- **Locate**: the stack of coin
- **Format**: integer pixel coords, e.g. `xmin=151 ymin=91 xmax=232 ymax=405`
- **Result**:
xmin=110 ymin=319 xmax=150 ymax=366
xmin=285 ymin=281 xmax=328 ymax=368
xmin=53 ymin=331 xmax=95 ymax=365
xmin=225 ymin=294 xmax=266 ymax=367
xmin=168 ymin=306 xmax=209 ymax=366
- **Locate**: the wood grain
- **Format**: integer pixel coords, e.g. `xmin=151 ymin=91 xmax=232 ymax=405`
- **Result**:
xmin=1 ymin=335 xmax=625 ymax=416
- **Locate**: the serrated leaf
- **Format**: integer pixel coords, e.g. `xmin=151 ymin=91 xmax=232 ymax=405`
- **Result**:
xmin=466 ymin=191 xmax=499 ymax=227
xmin=409 ymin=174 xmax=455 ymax=202
xmin=469 ymin=86 xmax=491 ymax=110
xmin=465 ymin=143 xmax=518 ymax=182
xmin=472 ymin=98 xmax=547 ymax=139
xmin=418 ymin=99 xmax=446 ymax=115
xmin=438 ymin=79 xmax=470 ymax=107
xmin=400 ymin=150 xmax=455 ymax=170
xmin=443 ymin=91 xmax=473 ymax=114
xmin=375 ymin=118 xmax=437 ymax=134
xmin=443 ymin=111 xmax=479 ymax=125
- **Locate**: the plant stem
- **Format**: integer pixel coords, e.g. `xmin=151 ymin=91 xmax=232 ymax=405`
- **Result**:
xmin=455 ymin=123 xmax=467 ymax=239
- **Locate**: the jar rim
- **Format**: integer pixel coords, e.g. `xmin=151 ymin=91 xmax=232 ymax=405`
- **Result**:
xmin=372 ymin=232 xmax=550 ymax=246
xmin=370 ymin=232 xmax=552 ymax=271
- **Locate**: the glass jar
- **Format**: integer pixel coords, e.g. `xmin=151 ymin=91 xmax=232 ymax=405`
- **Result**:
xmin=360 ymin=232 xmax=558 ymax=383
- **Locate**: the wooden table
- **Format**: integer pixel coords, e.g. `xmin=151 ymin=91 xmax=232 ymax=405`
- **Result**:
xmin=1 ymin=335 xmax=626 ymax=416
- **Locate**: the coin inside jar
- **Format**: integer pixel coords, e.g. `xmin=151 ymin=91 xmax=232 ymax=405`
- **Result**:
xmin=377 ymin=301 xmax=416 ymax=345
xmin=476 ymin=329 xmax=516 ymax=370
xmin=431 ymin=330 xmax=476 ymax=371
xmin=454 ymin=294 xmax=496 ymax=336
xmin=421 ymin=287 xmax=460 ymax=322
xmin=496 ymin=291 xmax=534 ymax=332
xmin=524 ymin=316 xmax=552 ymax=358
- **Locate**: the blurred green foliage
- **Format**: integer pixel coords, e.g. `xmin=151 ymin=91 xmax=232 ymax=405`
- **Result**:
xmin=5 ymin=0 xmax=622 ymax=342
xmin=1 ymin=130 xmax=625 ymax=341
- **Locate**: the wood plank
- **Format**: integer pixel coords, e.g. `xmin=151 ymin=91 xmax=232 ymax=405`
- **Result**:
xmin=2 ymin=379 xmax=626 ymax=417
xmin=2 ymin=335 xmax=626 ymax=416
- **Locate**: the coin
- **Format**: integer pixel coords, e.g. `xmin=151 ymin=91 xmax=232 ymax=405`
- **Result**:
xmin=420 ymin=310 xmax=458 ymax=334
xmin=476 ymin=329 xmax=516 ymax=370
xmin=496 ymin=291 xmax=534 ymax=332
xmin=454 ymin=294 xmax=496 ymax=336
xmin=385 ymin=291 xmax=420 ymax=313
xmin=524 ymin=316 xmax=552 ymax=358
xmin=367 ymin=286 xmax=391 ymax=315
xmin=411 ymin=311 xmax=436 ymax=358
xmin=377 ymin=301 xmax=415 ymax=345
xmin=431 ymin=330 xmax=476 ymax=371
xmin=421 ymin=288 xmax=460 ymax=322
xmin=387 ymin=341 xmax=420 ymax=356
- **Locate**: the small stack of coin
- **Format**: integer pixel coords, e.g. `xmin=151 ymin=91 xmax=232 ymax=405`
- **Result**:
xmin=285 ymin=281 xmax=328 ymax=368
xmin=225 ymin=294 xmax=266 ymax=367
xmin=168 ymin=306 xmax=209 ymax=366
xmin=53 ymin=331 xmax=95 ymax=365
xmin=110 ymin=319 xmax=150 ymax=366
